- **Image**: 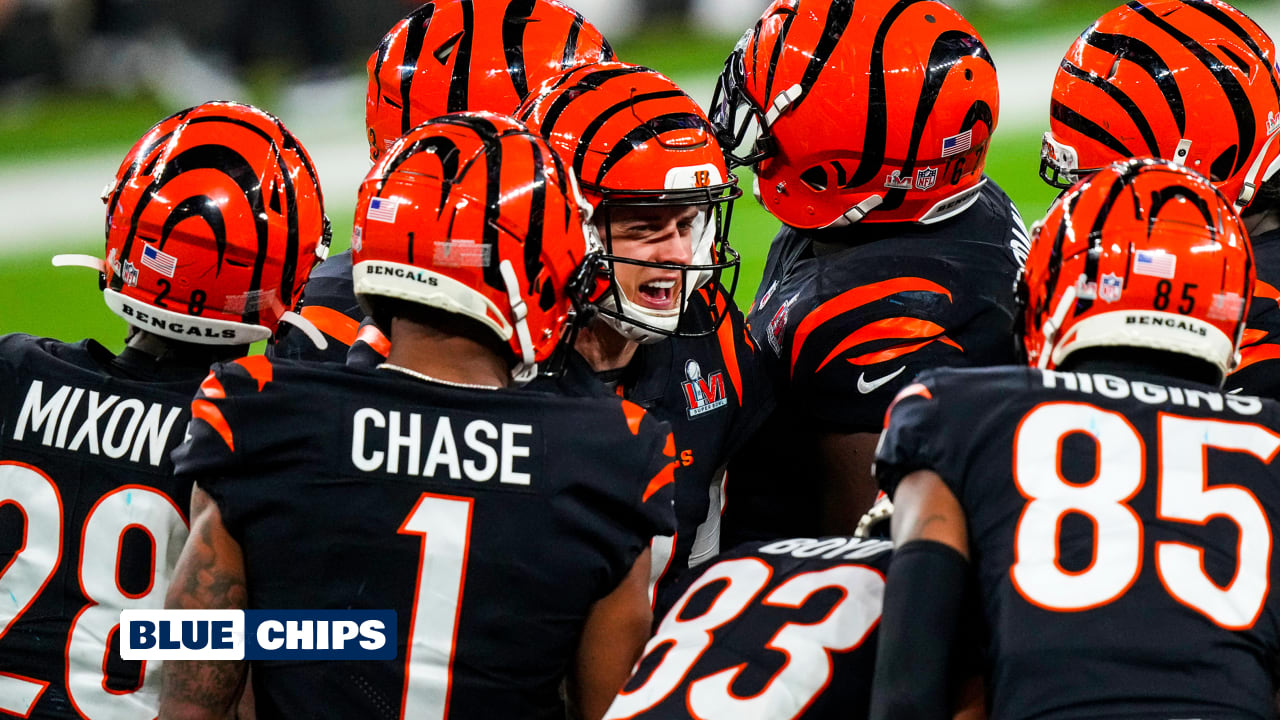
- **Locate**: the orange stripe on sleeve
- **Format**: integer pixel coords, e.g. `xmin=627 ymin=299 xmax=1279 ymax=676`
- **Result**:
xmin=642 ymin=432 xmax=679 ymax=502
xmin=301 ymin=306 xmax=362 ymax=348
xmin=1242 ymin=328 xmax=1269 ymax=347
xmin=232 ymin=356 xmax=274 ymax=392
xmin=816 ymin=317 xmax=960 ymax=372
xmin=1236 ymin=343 xmax=1280 ymax=372
xmin=355 ymin=324 xmax=391 ymax=358
xmin=621 ymin=400 xmax=646 ymax=436
xmin=1255 ymin=280 xmax=1280 ymax=304
xmin=883 ymin=382 xmax=934 ymax=428
xmin=791 ymin=277 xmax=953 ymax=376
xmin=198 ymin=372 xmax=226 ymax=399
xmin=192 ymin=399 xmax=234 ymax=452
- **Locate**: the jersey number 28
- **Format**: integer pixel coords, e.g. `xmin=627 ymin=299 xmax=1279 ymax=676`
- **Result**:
xmin=0 ymin=461 xmax=187 ymax=719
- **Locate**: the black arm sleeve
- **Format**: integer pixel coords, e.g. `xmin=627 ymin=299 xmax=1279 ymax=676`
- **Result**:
xmin=869 ymin=539 xmax=971 ymax=720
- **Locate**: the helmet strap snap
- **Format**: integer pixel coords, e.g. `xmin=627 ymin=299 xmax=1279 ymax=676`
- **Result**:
xmin=500 ymin=259 xmax=537 ymax=384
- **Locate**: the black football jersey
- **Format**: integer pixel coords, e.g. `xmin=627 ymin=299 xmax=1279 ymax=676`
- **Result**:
xmin=528 ymin=290 xmax=773 ymax=598
xmin=172 ymin=357 xmax=678 ymax=720
xmin=268 ymin=249 xmax=363 ymax=363
xmin=724 ymin=178 xmax=1026 ymax=543
xmin=605 ymin=536 xmax=891 ymax=720
xmin=1228 ymin=227 xmax=1280 ymax=399
xmin=0 ymin=334 xmax=206 ymax=719
xmin=877 ymin=364 xmax=1280 ymax=719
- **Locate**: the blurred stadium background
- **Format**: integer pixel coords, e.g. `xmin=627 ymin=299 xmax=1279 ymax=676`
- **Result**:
xmin=1 ymin=0 xmax=1275 ymax=349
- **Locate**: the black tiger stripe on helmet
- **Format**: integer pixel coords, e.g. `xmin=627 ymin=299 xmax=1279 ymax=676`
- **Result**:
xmin=365 ymin=0 xmax=613 ymax=161
xmin=1042 ymin=0 xmax=1280 ymax=209
xmin=92 ymin=102 xmax=329 ymax=345
xmin=711 ymin=0 xmax=1000 ymax=228
xmin=353 ymin=111 xmax=602 ymax=381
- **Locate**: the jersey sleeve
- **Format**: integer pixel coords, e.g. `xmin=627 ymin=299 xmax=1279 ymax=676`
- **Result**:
xmin=614 ymin=401 xmax=680 ymax=581
xmin=170 ymin=356 xmax=295 ymax=536
xmin=1229 ymin=280 xmax=1280 ymax=399
xmin=873 ymin=371 xmax=950 ymax=497
xmin=789 ymin=306 xmax=968 ymax=434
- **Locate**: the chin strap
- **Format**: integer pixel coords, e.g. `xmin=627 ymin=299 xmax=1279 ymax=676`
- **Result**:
xmin=1037 ymin=284 xmax=1078 ymax=370
xmin=1239 ymin=129 xmax=1280 ymax=210
xmin=827 ymin=195 xmax=885 ymax=227
xmin=279 ymin=311 xmax=329 ymax=351
xmin=500 ymin=259 xmax=537 ymax=384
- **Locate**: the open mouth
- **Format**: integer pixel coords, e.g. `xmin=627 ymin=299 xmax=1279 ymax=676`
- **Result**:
xmin=637 ymin=278 xmax=679 ymax=310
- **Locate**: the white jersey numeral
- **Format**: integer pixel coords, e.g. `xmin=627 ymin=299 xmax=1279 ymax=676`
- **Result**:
xmin=398 ymin=493 xmax=473 ymax=720
xmin=1011 ymin=404 xmax=1278 ymax=627
xmin=606 ymin=557 xmax=883 ymax=720
xmin=0 ymin=462 xmax=188 ymax=719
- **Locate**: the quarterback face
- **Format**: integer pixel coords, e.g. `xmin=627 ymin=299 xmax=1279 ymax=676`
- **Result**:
xmin=602 ymin=204 xmax=699 ymax=313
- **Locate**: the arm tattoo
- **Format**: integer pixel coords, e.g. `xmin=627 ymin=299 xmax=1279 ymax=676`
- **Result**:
xmin=161 ymin=495 xmax=248 ymax=719
xmin=914 ymin=512 xmax=958 ymax=541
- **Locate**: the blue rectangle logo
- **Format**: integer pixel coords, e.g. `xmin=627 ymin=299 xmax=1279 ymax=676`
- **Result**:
xmin=244 ymin=610 xmax=397 ymax=660
xmin=121 ymin=610 xmax=396 ymax=661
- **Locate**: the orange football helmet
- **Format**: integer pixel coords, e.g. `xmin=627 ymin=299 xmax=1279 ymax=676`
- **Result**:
xmin=518 ymin=62 xmax=742 ymax=342
xmin=1041 ymin=0 xmax=1280 ymax=210
xmin=365 ymin=0 xmax=614 ymax=161
xmin=57 ymin=101 xmax=330 ymax=346
xmin=709 ymin=0 xmax=999 ymax=228
xmin=1021 ymin=158 xmax=1254 ymax=381
xmin=353 ymin=112 xmax=604 ymax=381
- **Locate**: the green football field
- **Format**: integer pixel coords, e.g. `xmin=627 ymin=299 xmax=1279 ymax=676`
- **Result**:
xmin=0 ymin=126 xmax=1058 ymax=350
xmin=3 ymin=0 xmax=1274 ymax=349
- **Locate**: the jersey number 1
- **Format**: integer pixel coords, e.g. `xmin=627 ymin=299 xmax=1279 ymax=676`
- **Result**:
xmin=398 ymin=492 xmax=473 ymax=720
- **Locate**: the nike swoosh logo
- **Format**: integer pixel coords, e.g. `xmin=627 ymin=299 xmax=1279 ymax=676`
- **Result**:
xmin=857 ymin=366 xmax=906 ymax=394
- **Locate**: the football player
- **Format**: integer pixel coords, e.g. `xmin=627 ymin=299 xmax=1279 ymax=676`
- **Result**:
xmin=873 ymin=159 xmax=1279 ymax=719
xmin=713 ymin=0 xmax=1027 ymax=541
xmin=603 ymin=535 xmax=892 ymax=719
xmin=1040 ymin=0 xmax=1280 ymax=397
xmin=269 ymin=0 xmax=614 ymax=361
xmin=0 ymin=102 xmax=328 ymax=718
xmin=517 ymin=62 xmax=773 ymax=597
xmin=160 ymin=113 xmax=678 ymax=720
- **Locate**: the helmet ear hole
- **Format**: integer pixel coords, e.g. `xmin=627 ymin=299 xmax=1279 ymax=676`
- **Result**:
xmin=800 ymin=166 xmax=828 ymax=192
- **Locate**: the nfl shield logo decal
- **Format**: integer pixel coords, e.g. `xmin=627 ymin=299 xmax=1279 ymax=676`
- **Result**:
xmin=122 ymin=260 xmax=139 ymax=287
xmin=915 ymin=167 xmax=938 ymax=191
xmin=1099 ymin=273 xmax=1123 ymax=303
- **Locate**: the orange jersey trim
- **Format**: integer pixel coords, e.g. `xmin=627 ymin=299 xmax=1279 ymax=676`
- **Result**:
xmin=1256 ymin=280 xmax=1280 ymax=304
xmin=1237 ymin=343 xmax=1280 ymax=372
xmin=355 ymin=324 xmax=391 ymax=358
xmin=198 ymin=372 xmax=226 ymax=400
xmin=711 ymin=294 xmax=744 ymax=406
xmin=1243 ymin=328 xmax=1269 ymax=346
xmin=621 ymin=400 xmax=646 ymax=436
xmin=191 ymin=399 xmax=234 ymax=452
xmin=642 ymin=433 xmax=679 ymax=503
xmin=301 ymin=306 xmax=362 ymax=348
xmin=791 ymin=277 xmax=954 ymax=376
xmin=883 ymin=382 xmax=934 ymax=428
xmin=232 ymin=355 xmax=274 ymax=392
xmin=816 ymin=317 xmax=961 ymax=371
